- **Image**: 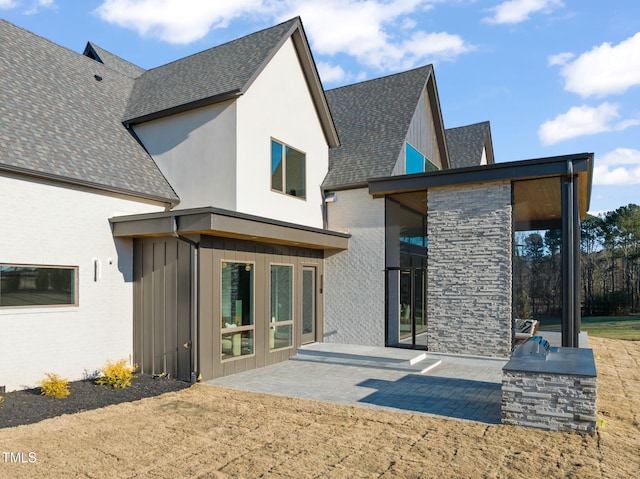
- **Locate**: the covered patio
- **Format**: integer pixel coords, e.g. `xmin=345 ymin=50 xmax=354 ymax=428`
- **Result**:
xmin=369 ymin=153 xmax=594 ymax=354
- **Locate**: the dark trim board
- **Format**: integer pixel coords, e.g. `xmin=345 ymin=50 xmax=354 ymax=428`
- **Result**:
xmin=368 ymin=153 xmax=593 ymax=218
xmin=111 ymin=206 xmax=350 ymax=250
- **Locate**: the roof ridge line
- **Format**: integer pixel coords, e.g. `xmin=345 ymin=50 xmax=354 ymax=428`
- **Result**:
xmin=326 ymin=64 xmax=433 ymax=92
xmin=136 ymin=16 xmax=301 ymax=75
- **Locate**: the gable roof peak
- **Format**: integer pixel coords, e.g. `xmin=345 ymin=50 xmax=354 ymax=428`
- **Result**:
xmin=123 ymin=16 xmax=338 ymax=146
xmin=327 ymin=64 xmax=433 ymax=94
xmin=83 ymin=41 xmax=146 ymax=79
xmin=445 ymin=121 xmax=495 ymax=168
xmin=323 ymin=64 xmax=446 ymax=189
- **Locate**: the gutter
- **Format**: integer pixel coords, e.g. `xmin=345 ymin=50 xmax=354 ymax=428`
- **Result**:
xmin=172 ymin=216 xmax=200 ymax=383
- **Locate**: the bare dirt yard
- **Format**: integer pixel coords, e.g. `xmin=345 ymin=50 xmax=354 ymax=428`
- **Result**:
xmin=1 ymin=337 xmax=638 ymax=478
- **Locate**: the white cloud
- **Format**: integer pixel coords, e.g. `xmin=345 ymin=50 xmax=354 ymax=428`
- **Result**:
xmin=25 ymin=0 xmax=55 ymax=15
xmin=593 ymin=148 xmax=640 ymax=185
xmin=483 ymin=0 xmax=563 ymax=25
xmin=284 ymin=0 xmax=470 ymax=71
xmin=94 ymin=0 xmax=471 ymax=73
xmin=317 ymin=62 xmax=347 ymax=84
xmin=538 ymin=102 xmax=639 ymax=145
xmin=0 ymin=0 xmax=18 ymax=9
xmin=556 ymin=32 xmax=640 ymax=97
xmin=547 ymin=52 xmax=573 ymax=66
xmin=94 ymin=0 xmax=269 ymax=44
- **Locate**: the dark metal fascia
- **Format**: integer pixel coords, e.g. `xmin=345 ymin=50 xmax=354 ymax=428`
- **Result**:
xmin=0 ymin=163 xmax=178 ymax=207
xmin=322 ymin=181 xmax=369 ymax=192
xmin=110 ymin=206 xmax=351 ymax=239
xmin=368 ymin=154 xmax=592 ymax=196
xmin=123 ymin=89 xmax=242 ymax=126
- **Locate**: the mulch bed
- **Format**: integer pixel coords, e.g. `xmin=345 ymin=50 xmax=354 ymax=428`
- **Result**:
xmin=0 ymin=374 xmax=191 ymax=429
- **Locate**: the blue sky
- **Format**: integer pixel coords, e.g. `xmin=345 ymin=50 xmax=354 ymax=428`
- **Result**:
xmin=2 ymin=0 xmax=639 ymax=215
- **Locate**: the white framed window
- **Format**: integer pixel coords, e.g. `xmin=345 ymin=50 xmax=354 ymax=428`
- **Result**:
xmin=0 ymin=264 xmax=78 ymax=308
xmin=271 ymin=139 xmax=306 ymax=199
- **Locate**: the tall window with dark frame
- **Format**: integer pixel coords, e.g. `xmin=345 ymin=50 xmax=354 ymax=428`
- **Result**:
xmin=271 ymin=139 xmax=306 ymax=199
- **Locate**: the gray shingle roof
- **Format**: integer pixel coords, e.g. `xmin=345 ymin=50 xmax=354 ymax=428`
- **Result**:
xmin=83 ymin=42 xmax=146 ymax=79
xmin=124 ymin=18 xmax=300 ymax=124
xmin=0 ymin=20 xmax=178 ymax=204
xmin=445 ymin=121 xmax=494 ymax=169
xmin=323 ymin=65 xmax=433 ymax=189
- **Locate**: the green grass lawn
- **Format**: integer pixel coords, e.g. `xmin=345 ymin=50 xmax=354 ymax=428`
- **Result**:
xmin=537 ymin=315 xmax=640 ymax=341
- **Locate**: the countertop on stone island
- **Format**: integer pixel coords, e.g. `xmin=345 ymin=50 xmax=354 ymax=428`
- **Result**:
xmin=503 ymin=347 xmax=597 ymax=377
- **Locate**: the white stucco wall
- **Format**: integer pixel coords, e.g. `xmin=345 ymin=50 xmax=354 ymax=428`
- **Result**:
xmin=131 ymin=38 xmax=328 ymax=227
xmin=235 ymin=38 xmax=328 ymax=228
xmin=324 ymin=188 xmax=386 ymax=346
xmin=133 ymin=100 xmax=238 ymax=211
xmin=0 ymin=175 xmax=164 ymax=391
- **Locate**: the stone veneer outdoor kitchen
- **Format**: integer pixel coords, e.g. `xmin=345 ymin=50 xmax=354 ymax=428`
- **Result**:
xmin=502 ymin=338 xmax=597 ymax=435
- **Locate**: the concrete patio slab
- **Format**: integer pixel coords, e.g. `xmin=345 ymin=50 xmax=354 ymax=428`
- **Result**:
xmin=206 ymin=345 xmax=507 ymax=424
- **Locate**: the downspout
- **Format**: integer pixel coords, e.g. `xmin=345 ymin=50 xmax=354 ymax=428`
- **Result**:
xmin=322 ymin=189 xmax=329 ymax=230
xmin=172 ymin=217 xmax=200 ymax=383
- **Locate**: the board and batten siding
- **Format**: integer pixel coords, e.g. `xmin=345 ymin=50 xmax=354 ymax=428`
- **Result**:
xmin=392 ymin=86 xmax=444 ymax=176
xmin=133 ymin=237 xmax=194 ymax=382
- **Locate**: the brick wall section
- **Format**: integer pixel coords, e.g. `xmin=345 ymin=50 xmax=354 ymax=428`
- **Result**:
xmin=427 ymin=181 xmax=512 ymax=357
xmin=502 ymin=371 xmax=598 ymax=434
xmin=324 ymin=188 xmax=386 ymax=346
xmin=0 ymin=174 xmax=163 ymax=391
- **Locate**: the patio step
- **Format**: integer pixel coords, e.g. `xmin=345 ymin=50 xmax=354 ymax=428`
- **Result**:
xmin=291 ymin=343 xmax=441 ymax=374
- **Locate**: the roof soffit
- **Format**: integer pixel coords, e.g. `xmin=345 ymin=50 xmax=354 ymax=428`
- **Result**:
xmin=368 ymin=153 xmax=594 ymax=219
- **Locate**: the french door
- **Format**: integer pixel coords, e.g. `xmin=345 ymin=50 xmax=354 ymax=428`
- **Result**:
xmin=301 ymin=266 xmax=316 ymax=344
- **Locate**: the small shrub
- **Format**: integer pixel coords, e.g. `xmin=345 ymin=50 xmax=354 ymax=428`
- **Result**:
xmin=96 ymin=359 xmax=137 ymax=389
xmin=39 ymin=373 xmax=71 ymax=399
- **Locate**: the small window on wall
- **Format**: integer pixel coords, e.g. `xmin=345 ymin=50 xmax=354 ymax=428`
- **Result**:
xmin=0 ymin=264 xmax=78 ymax=308
xmin=221 ymin=262 xmax=254 ymax=360
xmin=271 ymin=139 xmax=306 ymax=199
xmin=405 ymin=143 xmax=438 ymax=174
xmin=270 ymin=265 xmax=293 ymax=350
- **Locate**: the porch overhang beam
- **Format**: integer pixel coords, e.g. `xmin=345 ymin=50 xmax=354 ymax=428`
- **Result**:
xmin=368 ymin=153 xmax=593 ymax=219
xmin=110 ymin=207 xmax=350 ymax=251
